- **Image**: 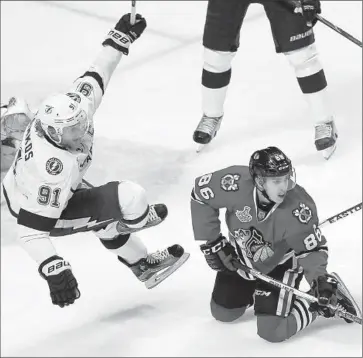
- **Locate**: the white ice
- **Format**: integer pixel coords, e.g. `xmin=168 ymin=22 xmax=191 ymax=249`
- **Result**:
xmin=1 ymin=1 xmax=362 ymax=356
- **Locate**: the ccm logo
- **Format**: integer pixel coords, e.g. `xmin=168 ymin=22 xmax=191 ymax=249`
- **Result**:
xmin=202 ymin=240 xmax=226 ymax=255
xmin=255 ymin=290 xmax=271 ymax=297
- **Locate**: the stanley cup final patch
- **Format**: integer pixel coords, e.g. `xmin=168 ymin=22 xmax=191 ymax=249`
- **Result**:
xmin=293 ymin=203 xmax=312 ymax=224
xmin=236 ymin=206 xmax=252 ymax=223
xmin=46 ymin=157 xmax=63 ymax=175
xmin=221 ymin=174 xmax=240 ymax=192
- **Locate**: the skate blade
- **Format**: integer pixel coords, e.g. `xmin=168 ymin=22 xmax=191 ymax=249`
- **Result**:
xmin=196 ymin=143 xmax=206 ymax=153
xmin=145 ymin=252 xmax=190 ymax=289
xmin=331 ymin=272 xmax=362 ymax=318
xmin=322 ymin=144 xmax=337 ymax=160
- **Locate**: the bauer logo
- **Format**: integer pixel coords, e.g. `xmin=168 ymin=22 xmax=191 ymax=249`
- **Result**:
xmin=290 ymin=29 xmax=313 ymax=42
xmin=46 ymin=157 xmax=63 ymax=175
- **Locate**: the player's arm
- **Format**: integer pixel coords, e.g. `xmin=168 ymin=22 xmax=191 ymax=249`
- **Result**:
xmin=17 ymin=163 xmax=76 ymax=264
xmin=68 ymin=13 xmax=147 ymax=115
xmin=191 ymin=166 xmax=241 ymax=241
xmin=285 ymin=202 xmax=328 ymax=285
xmin=16 ymin=161 xmax=80 ymax=307
xmin=191 ymin=166 xmax=242 ymax=273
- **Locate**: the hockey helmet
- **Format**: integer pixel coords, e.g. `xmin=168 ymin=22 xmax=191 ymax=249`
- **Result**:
xmin=35 ymin=93 xmax=90 ymax=145
xmin=249 ymin=146 xmax=296 ymax=189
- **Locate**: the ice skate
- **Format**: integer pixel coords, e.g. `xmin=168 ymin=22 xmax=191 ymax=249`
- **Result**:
xmin=330 ymin=272 xmax=362 ymax=323
xmin=310 ymin=272 xmax=361 ymax=323
xmin=116 ymin=204 xmax=168 ymax=235
xmin=124 ymin=244 xmax=190 ymax=289
xmin=193 ymin=114 xmax=223 ymax=152
xmin=314 ymin=119 xmax=338 ymax=160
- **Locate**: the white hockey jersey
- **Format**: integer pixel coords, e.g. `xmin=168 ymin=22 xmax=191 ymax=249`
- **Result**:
xmin=2 ymin=46 xmax=122 ymax=237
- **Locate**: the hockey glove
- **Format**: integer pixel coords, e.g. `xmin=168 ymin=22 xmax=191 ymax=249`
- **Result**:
xmin=292 ymin=0 xmax=321 ymax=27
xmin=309 ymin=273 xmax=338 ymax=317
xmin=200 ymin=235 xmax=237 ymax=272
xmin=102 ymin=13 xmax=147 ymax=55
xmin=39 ymin=255 xmax=80 ymax=308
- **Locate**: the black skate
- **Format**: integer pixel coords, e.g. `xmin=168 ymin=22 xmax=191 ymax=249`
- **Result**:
xmin=330 ymin=272 xmax=362 ymax=323
xmin=193 ymin=114 xmax=223 ymax=152
xmin=314 ymin=119 xmax=338 ymax=160
xmin=122 ymin=244 xmax=190 ymax=289
xmin=116 ymin=204 xmax=168 ymax=235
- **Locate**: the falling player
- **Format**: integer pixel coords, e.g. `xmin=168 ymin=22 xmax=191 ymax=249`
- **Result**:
xmin=190 ymin=146 xmax=360 ymax=342
xmin=193 ymin=0 xmax=338 ymax=159
xmin=1 ymin=13 xmax=189 ymax=309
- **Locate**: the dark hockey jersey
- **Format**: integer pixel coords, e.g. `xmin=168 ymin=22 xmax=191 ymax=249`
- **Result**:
xmin=191 ymin=165 xmax=328 ymax=284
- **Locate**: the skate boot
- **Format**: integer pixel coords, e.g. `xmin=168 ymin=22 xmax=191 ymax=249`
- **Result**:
xmin=330 ymin=272 xmax=362 ymax=323
xmin=121 ymin=244 xmax=190 ymax=289
xmin=116 ymin=204 xmax=168 ymax=235
xmin=314 ymin=119 xmax=338 ymax=160
xmin=193 ymin=114 xmax=223 ymax=152
xmin=310 ymin=273 xmax=361 ymax=324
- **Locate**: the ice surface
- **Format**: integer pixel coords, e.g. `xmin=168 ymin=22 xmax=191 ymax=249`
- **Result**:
xmin=1 ymin=1 xmax=362 ymax=356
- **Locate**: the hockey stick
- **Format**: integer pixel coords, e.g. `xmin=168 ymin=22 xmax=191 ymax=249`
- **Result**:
xmin=277 ymin=2 xmax=362 ymax=48
xmin=316 ymin=14 xmax=362 ymax=48
xmin=130 ymin=1 xmax=136 ymax=25
xmin=319 ymin=202 xmax=362 ymax=228
xmin=233 ymin=260 xmax=362 ymax=325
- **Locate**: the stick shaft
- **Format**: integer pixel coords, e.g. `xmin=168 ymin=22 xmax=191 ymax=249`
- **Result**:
xmin=130 ymin=1 xmax=136 ymax=25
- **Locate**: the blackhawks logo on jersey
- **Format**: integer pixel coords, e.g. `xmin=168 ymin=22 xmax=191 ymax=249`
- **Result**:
xmin=221 ymin=174 xmax=240 ymax=192
xmin=293 ymin=203 xmax=312 ymax=224
xmin=234 ymin=227 xmax=274 ymax=263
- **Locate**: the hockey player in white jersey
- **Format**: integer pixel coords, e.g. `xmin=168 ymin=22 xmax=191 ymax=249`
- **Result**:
xmin=2 ymin=13 xmax=189 ymax=308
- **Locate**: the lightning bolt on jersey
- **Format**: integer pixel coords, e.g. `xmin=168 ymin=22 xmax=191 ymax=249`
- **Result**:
xmin=2 ymin=73 xmax=104 ymax=233
xmin=191 ymin=165 xmax=328 ymax=284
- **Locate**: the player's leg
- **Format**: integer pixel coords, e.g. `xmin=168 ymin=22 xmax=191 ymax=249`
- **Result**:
xmin=211 ymin=271 xmax=255 ymax=322
xmin=263 ymin=1 xmax=337 ymax=159
xmin=193 ymin=0 xmax=251 ymax=147
xmin=255 ymin=258 xmax=317 ymax=342
xmin=57 ymin=180 xmax=189 ymax=289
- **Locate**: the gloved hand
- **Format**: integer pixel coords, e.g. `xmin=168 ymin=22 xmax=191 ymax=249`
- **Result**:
xmin=102 ymin=13 xmax=147 ymax=55
xmin=292 ymin=0 xmax=321 ymax=27
xmin=200 ymin=235 xmax=238 ymax=272
xmin=39 ymin=255 xmax=81 ymax=308
xmin=309 ymin=273 xmax=338 ymax=317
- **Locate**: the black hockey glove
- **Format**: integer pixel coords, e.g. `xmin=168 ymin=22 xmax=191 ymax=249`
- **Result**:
xmin=39 ymin=255 xmax=80 ymax=308
xmin=200 ymin=235 xmax=238 ymax=272
xmin=309 ymin=274 xmax=338 ymax=317
xmin=102 ymin=13 xmax=147 ymax=55
xmin=293 ymin=0 xmax=321 ymax=27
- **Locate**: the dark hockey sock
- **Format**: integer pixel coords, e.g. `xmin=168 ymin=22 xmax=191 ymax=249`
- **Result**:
xmin=202 ymin=68 xmax=231 ymax=89
xmin=201 ymin=68 xmax=231 ymax=117
xmin=297 ymin=69 xmax=327 ymax=94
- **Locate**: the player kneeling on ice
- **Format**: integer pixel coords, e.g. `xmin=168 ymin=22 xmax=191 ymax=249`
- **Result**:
xmin=190 ymin=147 xmax=360 ymax=342
xmin=1 ymin=13 xmax=189 ymax=309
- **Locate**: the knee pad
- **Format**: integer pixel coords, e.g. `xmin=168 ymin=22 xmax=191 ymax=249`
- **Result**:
xmin=257 ymin=316 xmax=291 ymax=343
xmin=204 ymin=48 xmax=236 ymax=73
xmin=117 ymin=180 xmax=149 ymax=229
xmin=285 ymin=43 xmax=323 ymax=78
xmin=210 ymin=299 xmax=247 ymax=322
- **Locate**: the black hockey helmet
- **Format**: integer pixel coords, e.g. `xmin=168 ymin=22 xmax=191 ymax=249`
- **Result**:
xmin=249 ymin=146 xmax=293 ymax=179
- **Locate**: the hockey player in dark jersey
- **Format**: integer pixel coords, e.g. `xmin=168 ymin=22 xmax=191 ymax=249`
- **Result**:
xmin=193 ymin=0 xmax=338 ymax=159
xmin=191 ymin=146 xmax=359 ymax=342
xmin=2 ymin=13 xmax=189 ymax=309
